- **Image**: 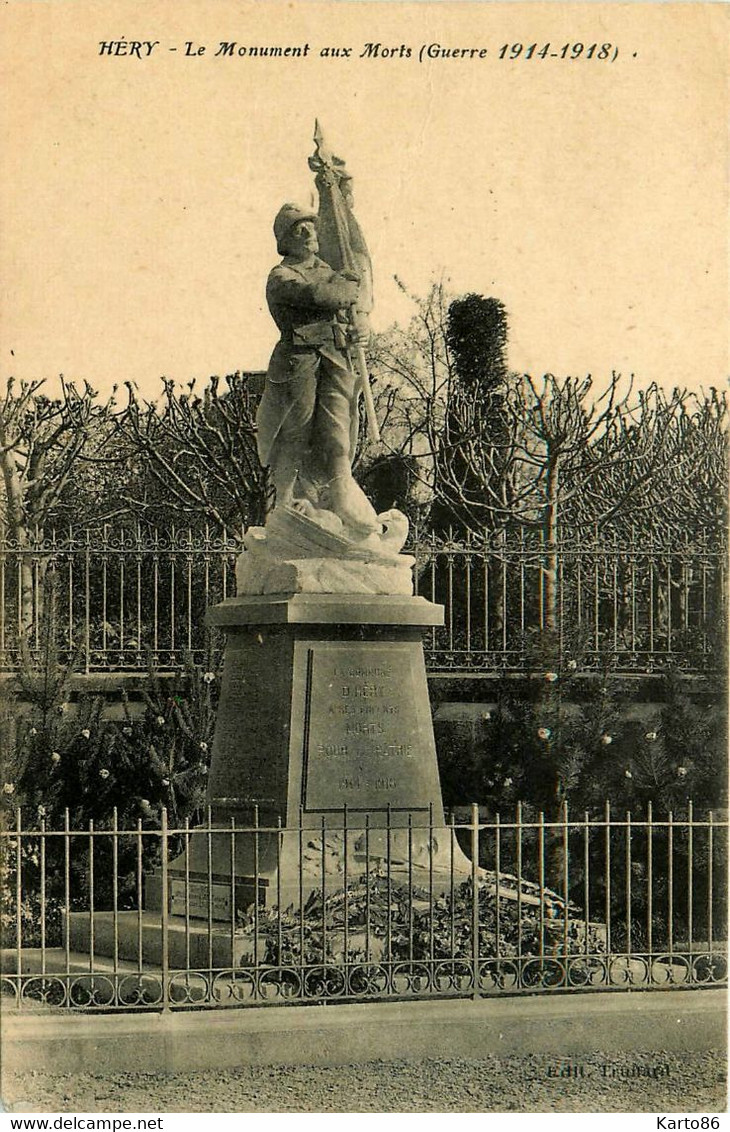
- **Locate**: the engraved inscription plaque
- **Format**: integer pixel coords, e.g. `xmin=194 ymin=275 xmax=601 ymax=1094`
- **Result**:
xmin=301 ymin=642 xmax=440 ymax=813
xmin=169 ymin=879 xmax=233 ymax=920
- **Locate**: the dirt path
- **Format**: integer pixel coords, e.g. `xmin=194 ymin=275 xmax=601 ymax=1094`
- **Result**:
xmin=3 ymin=1051 xmax=727 ymax=1113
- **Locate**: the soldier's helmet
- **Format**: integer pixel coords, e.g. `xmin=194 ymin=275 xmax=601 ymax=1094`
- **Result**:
xmin=273 ymin=203 xmax=318 ymax=255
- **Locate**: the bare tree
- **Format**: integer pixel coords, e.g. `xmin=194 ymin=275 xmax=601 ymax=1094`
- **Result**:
xmin=365 ymin=282 xmax=515 ymax=530
xmin=369 ymin=286 xmax=727 ymax=632
xmin=580 ymin=383 xmax=728 ymax=534
xmin=363 ymin=280 xmax=454 ymax=520
xmin=431 ymin=370 xmax=723 ymax=627
xmin=0 ymin=378 xmax=113 ymax=631
xmin=116 ymin=373 xmax=269 ymax=531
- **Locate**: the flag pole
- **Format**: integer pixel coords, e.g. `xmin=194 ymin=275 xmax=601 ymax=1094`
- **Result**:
xmin=349 ymin=346 xmax=381 ymax=446
xmin=312 ymin=122 xmax=381 ymax=445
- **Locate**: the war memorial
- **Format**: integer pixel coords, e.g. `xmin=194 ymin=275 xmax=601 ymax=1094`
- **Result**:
xmin=141 ymin=126 xmax=473 ymax=942
xmin=3 ymin=126 xmax=725 ymax=1093
xmin=63 ymin=126 xmax=473 ymax=967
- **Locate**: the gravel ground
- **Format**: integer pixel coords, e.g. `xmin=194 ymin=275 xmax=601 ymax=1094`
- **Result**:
xmin=3 ymin=1051 xmax=727 ymax=1113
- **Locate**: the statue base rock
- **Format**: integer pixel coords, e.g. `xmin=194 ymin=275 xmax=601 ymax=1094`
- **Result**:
xmin=236 ymin=502 xmax=415 ymax=596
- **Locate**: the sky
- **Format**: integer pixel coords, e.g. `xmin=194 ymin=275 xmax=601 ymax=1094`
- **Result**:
xmin=1 ymin=1 xmax=728 ymax=402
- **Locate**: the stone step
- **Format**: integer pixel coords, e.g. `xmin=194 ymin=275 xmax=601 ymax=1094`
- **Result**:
xmin=65 ymin=910 xmax=261 ymax=969
xmin=0 ymin=946 xmax=160 ymax=977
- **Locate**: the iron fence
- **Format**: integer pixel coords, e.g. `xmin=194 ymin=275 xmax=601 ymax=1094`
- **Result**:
xmin=414 ymin=527 xmax=726 ymax=676
xmin=0 ymin=527 xmax=240 ymax=674
xmin=0 ymin=803 xmax=726 ymax=1012
xmin=0 ymin=526 xmax=726 ymax=675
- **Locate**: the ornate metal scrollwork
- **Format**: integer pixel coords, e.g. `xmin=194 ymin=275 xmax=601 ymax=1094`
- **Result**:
xmin=21 ymin=975 xmax=68 ymax=1008
xmin=303 ymin=965 xmax=347 ymax=998
xmin=389 ymin=962 xmax=432 ymax=995
xmin=520 ymin=958 xmax=566 ymax=989
xmin=479 ymin=958 xmax=519 ymax=992
xmin=256 ymin=966 xmax=302 ymax=1001
xmin=1 ymin=976 xmax=20 ymax=1007
xmin=433 ymin=959 xmax=473 ymax=993
xmin=566 ymin=955 xmax=609 ymax=988
xmin=607 ymin=955 xmax=649 ymax=987
xmin=691 ymin=953 xmax=727 ymax=985
xmin=346 ymin=963 xmax=389 ymax=997
xmin=649 ymin=955 xmax=690 ymax=986
xmin=212 ymin=969 xmax=257 ymax=1005
xmin=68 ymin=974 xmax=116 ymax=1008
xmin=118 ymin=972 xmax=164 ymax=1007
xmin=168 ymin=971 xmax=210 ymax=1005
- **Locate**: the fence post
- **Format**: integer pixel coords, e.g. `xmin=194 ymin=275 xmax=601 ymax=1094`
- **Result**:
xmin=253 ymin=804 xmax=260 ymax=975
xmin=646 ymin=800 xmax=653 ymax=961
xmin=604 ymin=800 xmax=612 ymax=957
xmin=88 ymin=818 xmax=95 ymax=973
xmin=516 ymin=800 xmax=523 ymax=977
xmin=687 ymin=799 xmax=693 ymax=960
xmin=625 ymin=808 xmax=632 ymax=958
xmin=160 ymin=807 xmax=170 ymax=1012
xmin=494 ymin=810 xmax=501 ymax=963
xmin=707 ymin=811 xmax=713 ymax=954
xmin=561 ymin=800 xmax=569 ymax=959
xmin=1 ymin=540 xmax=6 ymax=667
xmin=538 ymin=810 xmax=545 ymax=962
xmin=471 ymin=802 xmax=480 ymax=999
xmin=206 ymin=805 xmax=213 ymax=974
xmin=230 ymin=814 xmax=237 ymax=982
xmin=15 ymin=808 xmax=22 ymax=1010
xmin=84 ymin=529 xmax=91 ymax=674
xmin=64 ymin=808 xmax=71 ymax=980
xmin=667 ymin=810 xmax=674 ymax=959
xmin=112 ymin=807 xmax=119 ymax=978
xmin=40 ymin=813 xmax=46 ymax=976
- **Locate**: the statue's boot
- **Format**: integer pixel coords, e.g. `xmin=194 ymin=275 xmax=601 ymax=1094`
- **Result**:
xmin=321 ymin=474 xmax=382 ymax=537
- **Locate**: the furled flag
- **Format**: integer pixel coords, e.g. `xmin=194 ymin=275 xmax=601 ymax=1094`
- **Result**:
xmin=308 ymin=121 xmax=380 ymax=442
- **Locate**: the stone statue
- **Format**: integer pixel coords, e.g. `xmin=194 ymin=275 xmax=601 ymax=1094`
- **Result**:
xmin=256 ymin=203 xmax=381 ymax=536
xmin=239 ymin=129 xmax=414 ymax=597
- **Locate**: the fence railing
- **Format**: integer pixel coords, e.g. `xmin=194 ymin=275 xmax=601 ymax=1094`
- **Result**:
xmin=0 ymin=526 xmax=726 ymax=675
xmin=0 ymin=803 xmax=726 ymax=1012
xmin=414 ymin=526 xmax=726 ymax=675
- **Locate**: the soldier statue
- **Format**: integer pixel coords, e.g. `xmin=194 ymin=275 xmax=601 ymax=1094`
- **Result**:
xmin=256 ymin=203 xmax=382 ymax=538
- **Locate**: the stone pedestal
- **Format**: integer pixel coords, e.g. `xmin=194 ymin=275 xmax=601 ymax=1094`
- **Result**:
xmin=147 ymin=593 xmax=471 ymax=916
